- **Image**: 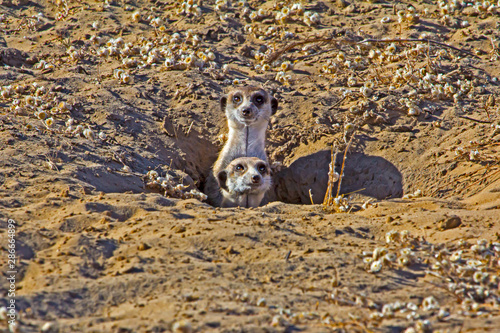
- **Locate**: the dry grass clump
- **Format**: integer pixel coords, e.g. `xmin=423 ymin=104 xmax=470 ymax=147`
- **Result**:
xmin=322 ymin=138 xmax=352 ymax=213
xmin=352 ymin=230 xmax=500 ymax=332
xmin=144 ymin=169 xmax=207 ymax=201
xmin=306 ymin=231 xmax=500 ymax=332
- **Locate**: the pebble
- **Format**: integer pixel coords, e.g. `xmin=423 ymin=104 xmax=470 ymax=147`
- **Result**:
xmin=439 ymin=216 xmax=462 ymax=230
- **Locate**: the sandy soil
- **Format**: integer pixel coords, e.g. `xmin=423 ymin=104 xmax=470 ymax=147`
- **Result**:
xmin=0 ymin=0 xmax=500 ymax=332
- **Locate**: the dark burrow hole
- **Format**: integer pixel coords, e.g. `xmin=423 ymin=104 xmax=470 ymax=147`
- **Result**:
xmin=199 ymin=150 xmax=403 ymax=206
xmin=268 ymin=150 xmax=403 ymax=205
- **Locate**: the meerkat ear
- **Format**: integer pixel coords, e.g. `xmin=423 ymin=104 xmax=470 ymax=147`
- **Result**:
xmin=220 ymin=96 xmax=227 ymax=112
xmin=217 ymin=170 xmax=228 ymax=191
xmin=270 ymin=97 xmax=278 ymax=115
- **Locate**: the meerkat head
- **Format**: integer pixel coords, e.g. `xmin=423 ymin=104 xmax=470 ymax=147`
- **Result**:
xmin=220 ymin=86 xmax=278 ymax=126
xmin=217 ymin=157 xmax=271 ymax=195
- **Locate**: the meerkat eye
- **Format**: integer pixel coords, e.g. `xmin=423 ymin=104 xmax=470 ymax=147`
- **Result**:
xmin=258 ymin=164 xmax=267 ymax=173
xmin=254 ymin=95 xmax=264 ymax=105
xmin=232 ymin=95 xmax=241 ymax=104
xmin=235 ymin=164 xmax=244 ymax=171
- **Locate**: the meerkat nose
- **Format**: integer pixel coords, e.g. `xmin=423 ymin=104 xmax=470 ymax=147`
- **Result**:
xmin=252 ymin=175 xmax=261 ymax=183
xmin=242 ymin=108 xmax=252 ymax=116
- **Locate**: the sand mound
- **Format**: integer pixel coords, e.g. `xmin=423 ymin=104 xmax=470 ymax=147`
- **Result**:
xmin=0 ymin=1 xmax=499 ymax=332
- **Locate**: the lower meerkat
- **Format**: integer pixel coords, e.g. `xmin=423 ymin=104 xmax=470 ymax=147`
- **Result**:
xmin=206 ymin=86 xmax=278 ymax=206
xmin=217 ymin=157 xmax=271 ymax=208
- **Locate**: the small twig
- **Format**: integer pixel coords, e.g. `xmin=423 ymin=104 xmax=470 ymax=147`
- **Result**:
xmin=45 ymin=155 xmax=59 ymax=172
xmin=264 ymin=36 xmax=331 ymax=64
xmin=186 ymin=121 xmax=194 ymax=136
xmin=336 ymin=134 xmax=355 ymax=198
xmin=308 ymin=189 xmax=314 ymax=205
xmin=329 ymin=295 xmax=358 ymax=307
xmin=459 ymin=115 xmax=492 ymax=124
xmin=343 ymin=188 xmax=366 ymax=196
xmin=483 ymin=97 xmax=492 ymax=123
xmin=323 ymin=147 xmax=339 ymax=206
xmin=358 ymin=38 xmax=479 ymax=58
xmin=466 ymin=166 xmax=500 ymax=190
xmin=483 ymin=34 xmax=499 ymax=56
xmin=443 ymin=66 xmax=463 ymax=79
xmin=423 ymin=280 xmax=463 ymax=302
xmin=331 ymin=95 xmax=348 ymax=109
xmin=285 ymin=250 xmax=291 ymax=261
xmin=264 ymin=32 xmax=357 ymax=64
xmin=294 ymin=47 xmax=339 ymax=61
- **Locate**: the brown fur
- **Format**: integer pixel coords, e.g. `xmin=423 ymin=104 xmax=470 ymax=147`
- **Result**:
xmin=205 ymin=86 xmax=278 ymax=207
xmin=216 ymin=157 xmax=271 ymax=208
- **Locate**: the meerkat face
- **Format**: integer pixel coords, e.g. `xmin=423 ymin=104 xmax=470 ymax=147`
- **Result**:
xmin=217 ymin=157 xmax=271 ymax=195
xmin=221 ymin=86 xmax=278 ymax=126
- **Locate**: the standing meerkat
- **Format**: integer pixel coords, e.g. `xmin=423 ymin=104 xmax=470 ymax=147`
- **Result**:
xmin=217 ymin=157 xmax=271 ymax=208
xmin=206 ymin=86 xmax=278 ymax=206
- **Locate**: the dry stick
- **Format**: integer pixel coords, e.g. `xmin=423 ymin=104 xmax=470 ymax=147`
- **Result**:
xmin=343 ymin=187 xmax=367 ymax=197
xmin=331 ymin=95 xmax=348 ymax=109
xmin=323 ymin=148 xmax=332 ymax=205
xmin=484 ymin=101 xmax=492 ymax=123
xmin=358 ymin=38 xmax=479 ymax=58
xmin=267 ymin=35 xmax=477 ymax=66
xmin=294 ymin=46 xmax=340 ymax=61
xmin=264 ymin=34 xmax=354 ymax=64
xmin=459 ymin=115 xmax=492 ymax=124
xmin=186 ymin=120 xmax=194 ymax=136
xmin=323 ymin=147 xmax=339 ymax=205
xmin=423 ymin=280 xmax=464 ymax=302
xmin=466 ymin=166 xmax=500 ymax=190
xmin=430 ymin=162 xmax=500 ymax=197
xmin=483 ymin=34 xmax=499 ymax=56
xmin=443 ymin=65 xmax=466 ymax=79
xmin=336 ymin=134 xmax=355 ymax=198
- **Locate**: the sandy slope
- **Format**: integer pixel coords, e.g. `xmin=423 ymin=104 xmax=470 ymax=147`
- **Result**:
xmin=0 ymin=0 xmax=499 ymax=332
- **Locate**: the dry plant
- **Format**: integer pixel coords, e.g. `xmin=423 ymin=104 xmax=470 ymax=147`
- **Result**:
xmin=262 ymin=30 xmax=477 ymax=65
xmin=323 ymin=134 xmax=354 ymax=212
xmin=357 ymin=38 xmax=478 ymax=58
xmin=322 ymin=146 xmax=339 ymax=206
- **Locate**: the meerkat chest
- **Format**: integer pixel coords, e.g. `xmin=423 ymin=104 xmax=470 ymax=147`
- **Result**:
xmin=220 ymin=190 xmax=265 ymax=208
xmin=223 ymin=190 xmax=248 ymax=207
xmin=225 ymin=125 xmax=267 ymax=160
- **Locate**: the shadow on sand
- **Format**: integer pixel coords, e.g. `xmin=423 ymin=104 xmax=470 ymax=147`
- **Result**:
xmin=269 ymin=150 xmax=403 ymax=204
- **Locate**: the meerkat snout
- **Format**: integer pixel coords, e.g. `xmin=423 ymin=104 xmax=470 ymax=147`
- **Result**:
xmin=217 ymin=157 xmax=271 ymax=208
xmin=251 ymin=174 xmax=261 ymax=184
xmin=241 ymin=107 xmax=253 ymax=118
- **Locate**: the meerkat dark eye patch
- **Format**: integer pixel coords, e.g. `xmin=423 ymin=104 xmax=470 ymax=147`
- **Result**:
xmin=257 ymin=163 xmax=267 ymax=174
xmin=270 ymin=97 xmax=278 ymax=114
xmin=232 ymin=94 xmax=242 ymax=104
xmin=220 ymin=96 xmax=227 ymax=112
xmin=235 ymin=164 xmax=245 ymax=171
xmin=217 ymin=170 xmax=228 ymax=191
xmin=253 ymin=94 xmax=264 ymax=105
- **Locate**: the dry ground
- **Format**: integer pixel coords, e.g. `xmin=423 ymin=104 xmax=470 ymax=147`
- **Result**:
xmin=0 ymin=0 xmax=500 ymax=332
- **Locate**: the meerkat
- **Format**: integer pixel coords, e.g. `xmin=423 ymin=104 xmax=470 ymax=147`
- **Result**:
xmin=217 ymin=157 xmax=271 ymax=208
xmin=206 ymin=86 xmax=278 ymax=206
